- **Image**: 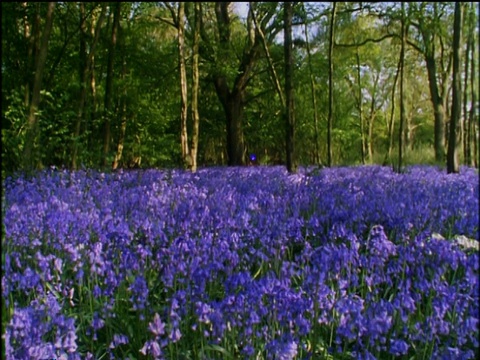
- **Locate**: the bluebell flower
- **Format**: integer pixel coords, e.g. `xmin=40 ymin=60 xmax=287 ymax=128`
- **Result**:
xmin=128 ymin=275 xmax=149 ymax=311
xmin=266 ymin=336 xmax=298 ymax=360
xmin=148 ymin=313 xmax=165 ymax=337
xmin=109 ymin=333 xmax=129 ymax=349
xmin=140 ymin=339 xmax=163 ymax=358
xmin=28 ymin=343 xmax=55 ymax=359
xmin=389 ymin=338 xmax=409 ymax=355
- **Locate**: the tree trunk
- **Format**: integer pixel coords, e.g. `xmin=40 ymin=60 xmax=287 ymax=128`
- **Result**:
xmin=112 ymin=84 xmax=127 ymax=170
xmin=23 ymin=2 xmax=55 ymax=171
xmin=211 ymin=2 xmax=261 ymax=166
xmin=465 ymin=2 xmax=477 ymax=167
xmin=177 ymin=2 xmax=190 ymax=168
xmin=353 ymin=48 xmax=366 ymax=165
xmin=425 ymin=55 xmax=446 ymax=163
xmin=447 ymin=2 xmax=462 ymax=174
xmin=214 ymin=80 xmax=247 ymax=166
xmin=303 ymin=4 xmax=321 ymax=165
xmin=398 ymin=2 xmax=406 ymax=172
xmin=468 ymin=3 xmax=478 ymax=168
xmin=102 ymin=3 xmax=121 ymax=168
xmin=327 ymin=2 xmax=336 ymax=167
xmin=113 ymin=32 xmax=128 ymax=171
xmin=462 ymin=6 xmax=470 ymax=165
xmin=22 ymin=2 xmax=37 ymax=109
xmin=367 ymin=73 xmax=380 ymax=163
xmin=190 ymin=2 xmax=201 ymax=172
xmin=71 ymin=3 xmax=87 ymax=170
xmin=385 ymin=55 xmax=401 ymax=165
xmin=72 ymin=3 xmax=106 ymax=169
xmin=284 ymin=1 xmax=296 ymax=173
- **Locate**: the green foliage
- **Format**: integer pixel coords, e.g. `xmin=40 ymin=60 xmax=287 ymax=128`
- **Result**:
xmin=2 ymin=89 xmax=27 ymax=177
xmin=1 ymin=2 xmax=477 ymax=171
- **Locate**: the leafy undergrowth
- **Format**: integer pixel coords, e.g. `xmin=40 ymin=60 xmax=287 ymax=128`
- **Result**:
xmin=2 ymin=165 xmax=479 ymax=359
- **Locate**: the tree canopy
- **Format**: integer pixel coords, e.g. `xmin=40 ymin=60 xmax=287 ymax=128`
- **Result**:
xmin=2 ymin=2 xmax=478 ymax=176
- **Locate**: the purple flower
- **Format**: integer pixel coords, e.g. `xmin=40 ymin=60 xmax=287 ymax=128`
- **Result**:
xmin=129 ymin=275 xmax=149 ymax=311
xmin=266 ymin=336 xmax=298 ymax=360
xmin=389 ymin=339 xmax=409 ymax=356
xmin=148 ymin=313 xmax=165 ymax=337
xmin=168 ymin=327 xmax=182 ymax=342
xmin=91 ymin=312 xmax=105 ymax=331
xmin=109 ymin=333 xmax=129 ymax=349
xmin=140 ymin=339 xmax=163 ymax=358
xmin=62 ymin=330 xmax=78 ymax=353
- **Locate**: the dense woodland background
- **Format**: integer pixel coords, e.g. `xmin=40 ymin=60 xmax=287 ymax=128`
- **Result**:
xmin=1 ymin=2 xmax=479 ymax=176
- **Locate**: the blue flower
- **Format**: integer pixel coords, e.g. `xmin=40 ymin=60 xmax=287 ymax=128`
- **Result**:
xmin=109 ymin=333 xmax=129 ymax=349
xmin=266 ymin=336 xmax=298 ymax=360
xmin=148 ymin=313 xmax=165 ymax=337
xmin=389 ymin=339 xmax=409 ymax=355
xmin=140 ymin=339 xmax=163 ymax=358
xmin=128 ymin=275 xmax=149 ymax=311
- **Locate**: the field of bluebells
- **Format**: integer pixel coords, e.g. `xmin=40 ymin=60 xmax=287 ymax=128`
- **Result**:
xmin=2 ymin=165 xmax=479 ymax=359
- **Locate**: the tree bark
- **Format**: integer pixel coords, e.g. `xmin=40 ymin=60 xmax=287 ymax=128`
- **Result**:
xmin=408 ymin=3 xmax=449 ymax=164
xmin=22 ymin=2 xmax=37 ymax=109
xmin=190 ymin=2 xmax=201 ymax=172
xmin=113 ymin=20 xmax=129 ymax=171
xmin=354 ymin=48 xmax=365 ymax=164
xmin=102 ymin=2 xmax=121 ymax=168
xmin=367 ymin=72 xmax=380 ymax=163
xmin=214 ymin=2 xmax=244 ymax=166
xmin=303 ymin=4 xmax=321 ymax=165
xmin=284 ymin=1 xmax=296 ymax=173
xmin=327 ymin=2 xmax=336 ymax=167
xmin=72 ymin=3 xmax=106 ymax=169
xmin=468 ymin=2 xmax=478 ymax=168
xmin=447 ymin=2 xmax=462 ymax=174
xmin=385 ymin=55 xmax=400 ymax=165
xmin=425 ymin=56 xmax=446 ymax=163
xmin=214 ymin=79 xmax=247 ymax=166
xmin=211 ymin=2 xmax=262 ymax=166
xmin=465 ymin=2 xmax=477 ymax=167
xmin=398 ymin=2 xmax=406 ymax=172
xmin=112 ymin=62 xmax=128 ymax=170
xmin=177 ymin=2 xmax=190 ymax=168
xmin=23 ymin=2 xmax=55 ymax=171
xmin=462 ymin=4 xmax=470 ymax=165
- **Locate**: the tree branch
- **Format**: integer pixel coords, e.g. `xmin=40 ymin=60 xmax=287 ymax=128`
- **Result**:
xmin=154 ymin=15 xmax=177 ymax=28
xmin=335 ymin=33 xmax=394 ymax=47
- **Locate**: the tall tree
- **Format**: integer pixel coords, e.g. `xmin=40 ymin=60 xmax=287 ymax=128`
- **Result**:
xmin=344 ymin=47 xmax=366 ymax=164
xmin=22 ymin=2 xmax=36 ymax=109
xmin=464 ymin=2 xmax=478 ymax=167
xmin=103 ymin=2 xmax=122 ymax=168
xmin=177 ymin=2 xmax=190 ymax=168
xmin=112 ymin=6 xmax=131 ymax=170
xmin=201 ymin=2 xmax=281 ymax=166
xmin=398 ymin=1 xmax=406 ymax=172
xmin=467 ymin=2 xmax=478 ymax=167
xmin=72 ymin=3 xmax=106 ymax=169
xmin=327 ymin=2 xmax=337 ymax=167
xmin=213 ymin=2 xmax=248 ymax=165
xmin=385 ymin=54 xmax=401 ymax=165
xmin=447 ymin=2 xmax=463 ymax=173
xmin=23 ymin=2 xmax=55 ymax=171
xmin=284 ymin=1 xmax=296 ymax=173
xmin=189 ymin=2 xmax=201 ymax=172
xmin=302 ymin=3 xmax=321 ymax=165
xmin=407 ymin=2 xmax=452 ymax=163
